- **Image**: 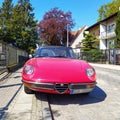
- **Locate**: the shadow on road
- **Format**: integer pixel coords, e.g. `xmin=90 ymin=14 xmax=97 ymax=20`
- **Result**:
xmin=0 ymin=83 xmax=22 ymax=89
xmin=36 ymin=86 xmax=107 ymax=105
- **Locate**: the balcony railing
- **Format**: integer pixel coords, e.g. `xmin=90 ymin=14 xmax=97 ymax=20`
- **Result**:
xmin=101 ymin=28 xmax=116 ymax=39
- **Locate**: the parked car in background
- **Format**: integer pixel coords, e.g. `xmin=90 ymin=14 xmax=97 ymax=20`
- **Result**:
xmin=22 ymin=46 xmax=96 ymax=94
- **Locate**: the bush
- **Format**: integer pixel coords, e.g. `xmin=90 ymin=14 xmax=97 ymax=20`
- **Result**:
xmin=81 ymin=49 xmax=103 ymax=62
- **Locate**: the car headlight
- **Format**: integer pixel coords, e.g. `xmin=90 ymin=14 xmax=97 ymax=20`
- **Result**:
xmin=86 ymin=68 xmax=95 ymax=77
xmin=24 ymin=65 xmax=34 ymax=74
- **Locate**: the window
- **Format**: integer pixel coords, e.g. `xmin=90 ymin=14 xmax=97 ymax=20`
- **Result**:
xmin=107 ymin=24 xmax=115 ymax=33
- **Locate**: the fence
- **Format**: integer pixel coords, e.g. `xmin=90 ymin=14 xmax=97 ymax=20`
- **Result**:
xmin=0 ymin=41 xmax=28 ymax=73
xmin=73 ymin=48 xmax=120 ymax=65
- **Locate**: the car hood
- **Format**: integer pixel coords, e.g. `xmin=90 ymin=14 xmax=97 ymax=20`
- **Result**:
xmin=23 ymin=58 xmax=94 ymax=83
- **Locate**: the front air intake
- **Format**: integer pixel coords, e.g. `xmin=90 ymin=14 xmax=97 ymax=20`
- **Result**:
xmin=55 ymin=84 xmax=68 ymax=93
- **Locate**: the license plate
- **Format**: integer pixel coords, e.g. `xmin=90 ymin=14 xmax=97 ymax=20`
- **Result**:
xmin=70 ymin=89 xmax=82 ymax=94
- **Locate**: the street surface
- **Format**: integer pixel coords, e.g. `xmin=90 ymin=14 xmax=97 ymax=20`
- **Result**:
xmin=0 ymin=65 xmax=120 ymax=120
xmin=47 ymin=66 xmax=120 ymax=120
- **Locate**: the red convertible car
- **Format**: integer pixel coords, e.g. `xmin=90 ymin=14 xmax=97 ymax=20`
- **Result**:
xmin=22 ymin=46 xmax=96 ymax=94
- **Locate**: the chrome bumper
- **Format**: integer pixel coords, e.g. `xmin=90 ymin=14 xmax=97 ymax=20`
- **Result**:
xmin=22 ymin=80 xmax=96 ymax=94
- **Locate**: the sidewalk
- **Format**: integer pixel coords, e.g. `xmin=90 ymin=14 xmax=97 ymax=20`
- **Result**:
xmin=0 ymin=67 xmax=51 ymax=120
xmin=3 ymin=86 xmax=34 ymax=120
xmin=0 ymin=68 xmax=34 ymax=120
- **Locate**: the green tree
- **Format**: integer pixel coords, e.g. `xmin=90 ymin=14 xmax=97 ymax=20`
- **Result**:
xmin=38 ymin=7 xmax=75 ymax=46
xmin=11 ymin=0 xmax=38 ymax=52
xmin=98 ymin=0 xmax=120 ymax=21
xmin=115 ymin=11 xmax=120 ymax=48
xmin=0 ymin=0 xmax=38 ymax=53
xmin=81 ymin=33 xmax=103 ymax=62
xmin=0 ymin=0 xmax=14 ymax=43
xmin=81 ymin=33 xmax=99 ymax=51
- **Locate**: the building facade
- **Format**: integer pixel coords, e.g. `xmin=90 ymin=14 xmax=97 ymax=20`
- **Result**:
xmin=86 ymin=12 xmax=117 ymax=50
xmin=70 ymin=26 xmax=88 ymax=56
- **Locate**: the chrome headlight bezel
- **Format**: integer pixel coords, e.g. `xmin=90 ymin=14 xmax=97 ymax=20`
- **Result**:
xmin=86 ymin=68 xmax=95 ymax=77
xmin=23 ymin=65 xmax=34 ymax=75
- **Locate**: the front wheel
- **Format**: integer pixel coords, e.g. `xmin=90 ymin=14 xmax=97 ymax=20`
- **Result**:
xmin=24 ymin=86 xmax=34 ymax=94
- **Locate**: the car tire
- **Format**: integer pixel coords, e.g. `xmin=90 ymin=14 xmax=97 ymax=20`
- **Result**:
xmin=24 ymin=86 xmax=34 ymax=94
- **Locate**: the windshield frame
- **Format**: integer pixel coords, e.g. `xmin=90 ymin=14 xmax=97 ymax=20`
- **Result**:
xmin=34 ymin=46 xmax=76 ymax=59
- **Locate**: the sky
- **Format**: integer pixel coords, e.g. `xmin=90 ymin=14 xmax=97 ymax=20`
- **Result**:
xmin=0 ymin=0 xmax=112 ymax=31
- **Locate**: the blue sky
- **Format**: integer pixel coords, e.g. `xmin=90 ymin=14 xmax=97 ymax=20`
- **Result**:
xmin=0 ymin=0 xmax=112 ymax=30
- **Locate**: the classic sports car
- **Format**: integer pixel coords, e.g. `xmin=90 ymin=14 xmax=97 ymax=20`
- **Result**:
xmin=22 ymin=46 xmax=96 ymax=94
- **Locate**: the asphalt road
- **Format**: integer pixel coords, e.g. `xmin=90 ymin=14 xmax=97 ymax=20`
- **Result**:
xmin=0 ymin=64 xmax=120 ymax=120
xmin=46 ymin=66 xmax=120 ymax=120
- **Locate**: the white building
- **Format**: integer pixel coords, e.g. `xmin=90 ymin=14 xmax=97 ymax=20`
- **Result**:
xmin=70 ymin=26 xmax=88 ymax=55
xmin=85 ymin=12 xmax=117 ymax=50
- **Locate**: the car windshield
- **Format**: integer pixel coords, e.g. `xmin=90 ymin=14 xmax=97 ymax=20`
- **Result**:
xmin=34 ymin=46 xmax=76 ymax=59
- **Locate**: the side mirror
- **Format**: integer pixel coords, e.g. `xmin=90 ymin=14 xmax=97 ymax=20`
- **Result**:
xmin=29 ymin=54 xmax=33 ymax=59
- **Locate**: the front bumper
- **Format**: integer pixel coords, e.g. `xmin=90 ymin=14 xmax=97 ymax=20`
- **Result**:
xmin=22 ymin=80 xmax=96 ymax=94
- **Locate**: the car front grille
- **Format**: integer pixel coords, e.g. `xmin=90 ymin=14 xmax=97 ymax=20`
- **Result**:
xmin=55 ymin=84 xmax=68 ymax=93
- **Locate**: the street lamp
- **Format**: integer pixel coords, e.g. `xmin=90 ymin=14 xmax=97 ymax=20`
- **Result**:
xmin=60 ymin=15 xmax=69 ymax=47
xmin=67 ymin=24 xmax=69 ymax=47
